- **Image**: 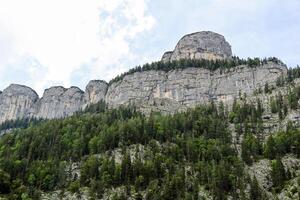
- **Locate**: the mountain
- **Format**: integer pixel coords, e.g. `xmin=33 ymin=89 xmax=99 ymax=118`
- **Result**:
xmin=1 ymin=31 xmax=300 ymax=200
xmin=0 ymin=31 xmax=287 ymax=123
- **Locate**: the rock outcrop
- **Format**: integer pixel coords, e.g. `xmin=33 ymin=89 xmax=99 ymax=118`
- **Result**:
xmin=0 ymin=84 xmax=38 ymax=123
xmin=0 ymin=31 xmax=289 ymax=123
xmin=162 ymin=31 xmax=232 ymax=62
xmin=84 ymin=80 xmax=108 ymax=104
xmin=36 ymin=86 xmax=85 ymax=119
xmin=0 ymin=80 xmax=108 ymax=123
xmin=106 ymin=62 xmax=287 ymax=114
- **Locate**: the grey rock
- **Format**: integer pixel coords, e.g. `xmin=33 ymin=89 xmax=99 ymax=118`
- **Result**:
xmin=0 ymin=31 xmax=289 ymax=123
xmin=0 ymin=81 xmax=109 ymax=123
xmin=36 ymin=86 xmax=85 ymax=119
xmin=84 ymin=80 xmax=108 ymax=104
xmin=162 ymin=31 xmax=232 ymax=62
xmin=0 ymin=84 xmax=38 ymax=123
xmin=161 ymin=51 xmax=173 ymax=62
xmin=106 ymin=62 xmax=287 ymax=114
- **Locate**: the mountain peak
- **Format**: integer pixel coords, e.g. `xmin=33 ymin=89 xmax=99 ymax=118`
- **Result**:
xmin=162 ymin=31 xmax=232 ymax=62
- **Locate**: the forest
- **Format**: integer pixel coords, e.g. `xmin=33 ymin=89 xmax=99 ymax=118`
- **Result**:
xmin=0 ymin=98 xmax=299 ymax=199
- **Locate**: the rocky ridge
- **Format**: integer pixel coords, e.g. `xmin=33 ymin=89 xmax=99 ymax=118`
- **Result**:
xmin=0 ymin=31 xmax=288 ymax=123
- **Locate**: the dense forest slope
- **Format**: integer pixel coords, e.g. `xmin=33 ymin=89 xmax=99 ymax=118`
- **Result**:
xmin=1 ymin=99 xmax=300 ymax=199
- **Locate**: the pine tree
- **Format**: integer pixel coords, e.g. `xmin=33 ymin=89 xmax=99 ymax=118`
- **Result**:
xmin=264 ymin=135 xmax=276 ymax=159
xmin=271 ymin=157 xmax=286 ymax=192
xmin=250 ymin=176 xmax=262 ymax=200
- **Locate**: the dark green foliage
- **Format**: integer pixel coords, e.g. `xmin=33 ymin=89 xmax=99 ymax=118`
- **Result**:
xmin=275 ymin=65 xmax=300 ymax=86
xmin=0 ymin=117 xmax=44 ymax=132
xmin=0 ymin=103 xmax=245 ymax=199
xmin=271 ymin=157 xmax=286 ymax=192
xmin=264 ymin=129 xmax=300 ymax=159
xmin=250 ymin=176 xmax=263 ymax=200
xmin=241 ymin=133 xmax=262 ymax=165
xmin=286 ymin=65 xmax=300 ymax=83
xmin=230 ymin=99 xmax=264 ymax=137
xmin=287 ymin=87 xmax=300 ymax=110
xmin=82 ymin=100 xmax=107 ymax=114
xmin=269 ymin=93 xmax=289 ymax=120
xmin=0 ymin=169 xmax=10 ymax=194
xmin=264 ymin=136 xmax=277 ymax=160
xmin=0 ymin=95 xmax=298 ymax=198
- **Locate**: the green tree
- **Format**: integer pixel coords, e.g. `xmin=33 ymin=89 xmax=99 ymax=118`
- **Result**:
xmin=271 ymin=157 xmax=286 ymax=192
xmin=0 ymin=169 xmax=10 ymax=194
xmin=250 ymin=176 xmax=263 ymax=200
xmin=241 ymin=134 xmax=261 ymax=165
xmin=264 ymin=136 xmax=276 ymax=159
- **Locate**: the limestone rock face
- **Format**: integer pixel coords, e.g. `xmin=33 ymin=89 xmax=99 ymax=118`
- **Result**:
xmin=162 ymin=31 xmax=232 ymax=62
xmin=36 ymin=86 xmax=85 ymax=119
xmin=0 ymin=31 xmax=290 ymax=123
xmin=106 ymin=62 xmax=287 ymax=114
xmin=161 ymin=51 xmax=173 ymax=62
xmin=0 ymin=62 xmax=288 ymax=122
xmin=84 ymin=80 xmax=108 ymax=104
xmin=0 ymin=84 xmax=39 ymax=123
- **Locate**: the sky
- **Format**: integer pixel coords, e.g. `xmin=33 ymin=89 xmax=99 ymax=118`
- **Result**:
xmin=0 ymin=0 xmax=300 ymax=96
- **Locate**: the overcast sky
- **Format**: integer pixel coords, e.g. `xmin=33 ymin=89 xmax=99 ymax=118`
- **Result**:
xmin=0 ymin=0 xmax=300 ymax=95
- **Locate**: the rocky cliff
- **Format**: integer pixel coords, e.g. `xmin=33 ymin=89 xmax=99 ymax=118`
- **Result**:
xmin=0 ymin=84 xmax=38 ymax=123
xmin=106 ymin=62 xmax=287 ymax=114
xmin=161 ymin=31 xmax=232 ymax=62
xmin=0 ymin=31 xmax=288 ymax=123
xmin=0 ymin=81 xmax=108 ymax=124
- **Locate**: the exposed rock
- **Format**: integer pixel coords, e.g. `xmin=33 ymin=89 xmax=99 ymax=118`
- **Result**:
xmin=246 ymin=155 xmax=300 ymax=199
xmin=0 ymin=31 xmax=289 ymax=122
xmin=161 ymin=51 xmax=173 ymax=62
xmin=0 ymin=81 xmax=109 ymax=123
xmin=0 ymin=84 xmax=38 ymax=123
xmin=162 ymin=31 xmax=232 ymax=62
xmin=41 ymin=188 xmax=89 ymax=200
xmin=106 ymin=62 xmax=287 ymax=114
xmin=84 ymin=80 xmax=108 ymax=104
xmin=247 ymin=159 xmax=272 ymax=190
xmin=36 ymin=86 xmax=85 ymax=119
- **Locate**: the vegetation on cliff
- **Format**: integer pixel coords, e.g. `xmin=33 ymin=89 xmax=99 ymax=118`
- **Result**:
xmin=109 ymin=57 xmax=283 ymax=84
xmin=0 ymin=99 xmax=299 ymax=199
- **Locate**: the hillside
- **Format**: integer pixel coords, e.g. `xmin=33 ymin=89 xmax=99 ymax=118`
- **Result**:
xmin=0 ymin=99 xmax=300 ymax=199
xmin=1 ymin=31 xmax=300 ymax=200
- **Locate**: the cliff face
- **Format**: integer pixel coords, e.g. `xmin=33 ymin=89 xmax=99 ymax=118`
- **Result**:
xmin=84 ymin=80 xmax=108 ymax=104
xmin=162 ymin=31 xmax=232 ymax=62
xmin=35 ymin=86 xmax=86 ymax=119
xmin=106 ymin=62 xmax=287 ymax=114
xmin=0 ymin=84 xmax=39 ymax=123
xmin=0 ymin=31 xmax=288 ymax=123
xmin=0 ymin=80 xmax=108 ymax=124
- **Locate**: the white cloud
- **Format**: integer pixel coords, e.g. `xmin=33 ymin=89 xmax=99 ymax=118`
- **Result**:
xmin=0 ymin=0 xmax=155 ymax=95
